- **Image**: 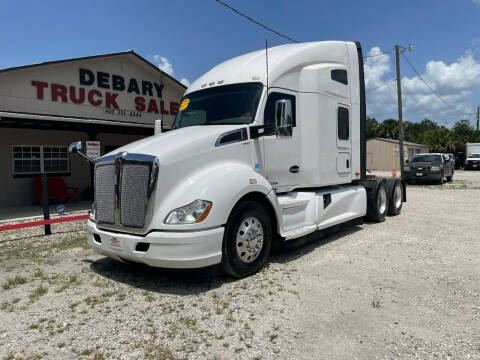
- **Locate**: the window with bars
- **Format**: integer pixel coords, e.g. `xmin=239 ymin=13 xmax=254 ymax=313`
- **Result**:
xmin=12 ymin=145 xmax=69 ymax=175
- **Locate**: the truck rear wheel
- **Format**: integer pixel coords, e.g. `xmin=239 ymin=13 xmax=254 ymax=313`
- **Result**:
xmin=220 ymin=201 xmax=272 ymax=278
xmin=387 ymin=179 xmax=403 ymax=216
xmin=366 ymin=181 xmax=388 ymax=222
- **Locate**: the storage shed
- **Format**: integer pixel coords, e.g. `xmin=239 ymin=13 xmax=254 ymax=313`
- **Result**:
xmin=367 ymin=138 xmax=429 ymax=171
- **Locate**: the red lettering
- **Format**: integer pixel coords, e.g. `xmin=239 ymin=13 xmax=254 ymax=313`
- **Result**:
xmin=147 ymin=99 xmax=159 ymax=113
xmin=105 ymin=92 xmax=119 ymax=109
xmin=160 ymin=100 xmax=169 ymax=115
xmin=135 ymin=97 xmax=146 ymax=111
xmin=31 ymin=81 xmax=48 ymax=100
xmin=88 ymin=89 xmax=102 ymax=106
xmin=51 ymin=84 xmax=68 ymax=102
xmin=69 ymin=86 xmax=85 ymax=104
xmin=170 ymin=102 xmax=179 ymax=116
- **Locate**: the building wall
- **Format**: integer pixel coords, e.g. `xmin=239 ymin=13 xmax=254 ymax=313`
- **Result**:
xmin=0 ymin=53 xmax=186 ymax=128
xmin=367 ymin=139 xmax=429 ymax=170
xmin=0 ymin=128 xmax=145 ymax=207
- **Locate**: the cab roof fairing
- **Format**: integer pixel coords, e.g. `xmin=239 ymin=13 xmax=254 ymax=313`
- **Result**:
xmin=185 ymin=41 xmax=357 ymax=95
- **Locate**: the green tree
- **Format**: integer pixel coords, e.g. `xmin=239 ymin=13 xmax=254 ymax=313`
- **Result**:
xmin=424 ymin=127 xmax=455 ymax=152
xmin=377 ymin=118 xmax=398 ymax=139
xmin=366 ymin=116 xmax=378 ymax=138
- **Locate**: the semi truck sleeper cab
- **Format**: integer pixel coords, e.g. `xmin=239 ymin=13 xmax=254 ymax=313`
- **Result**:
xmin=70 ymin=41 xmax=405 ymax=278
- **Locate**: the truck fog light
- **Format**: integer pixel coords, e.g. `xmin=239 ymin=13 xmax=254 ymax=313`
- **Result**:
xmin=165 ymin=200 xmax=212 ymax=224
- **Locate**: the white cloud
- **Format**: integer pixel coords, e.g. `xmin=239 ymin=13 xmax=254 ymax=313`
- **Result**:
xmin=152 ymin=54 xmax=190 ymax=87
xmin=153 ymin=55 xmax=174 ymax=75
xmin=473 ymin=0 xmax=480 ymax=5
xmin=364 ymin=47 xmax=479 ymax=126
xmin=180 ymin=78 xmax=191 ymax=87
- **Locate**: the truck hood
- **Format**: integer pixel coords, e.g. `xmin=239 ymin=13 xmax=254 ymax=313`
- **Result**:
xmin=102 ymin=125 xmax=244 ymax=160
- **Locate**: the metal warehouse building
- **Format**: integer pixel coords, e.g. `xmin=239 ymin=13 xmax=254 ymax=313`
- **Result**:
xmin=367 ymin=137 xmax=429 ymax=171
xmin=0 ymin=51 xmax=186 ymax=207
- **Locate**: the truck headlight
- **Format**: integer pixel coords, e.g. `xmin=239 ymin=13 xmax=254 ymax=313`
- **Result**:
xmin=165 ymin=200 xmax=212 ymax=224
xmin=431 ymin=165 xmax=440 ymax=171
xmin=405 ymin=166 xmax=410 ymax=171
xmin=89 ymin=202 xmax=96 ymax=221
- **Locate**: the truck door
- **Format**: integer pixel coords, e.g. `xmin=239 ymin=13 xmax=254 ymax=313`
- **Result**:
xmin=336 ymin=104 xmax=351 ymax=177
xmin=263 ymin=91 xmax=301 ymax=188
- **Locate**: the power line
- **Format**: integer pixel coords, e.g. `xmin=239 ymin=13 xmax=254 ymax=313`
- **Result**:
xmin=400 ymin=82 xmax=432 ymax=116
xmin=366 ymin=78 xmax=397 ymax=93
xmin=364 ymin=52 xmax=390 ymax=68
xmin=401 ymin=52 xmax=475 ymax=117
xmin=363 ymin=48 xmax=394 ymax=59
xmin=214 ymin=0 xmax=300 ymax=43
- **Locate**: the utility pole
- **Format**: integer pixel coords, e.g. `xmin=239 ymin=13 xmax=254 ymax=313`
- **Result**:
xmin=476 ymin=106 xmax=479 ymax=131
xmin=395 ymin=45 xmax=406 ymax=181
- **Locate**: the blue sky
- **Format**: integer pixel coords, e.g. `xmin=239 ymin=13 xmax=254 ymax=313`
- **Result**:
xmin=1 ymin=0 xmax=479 ymax=126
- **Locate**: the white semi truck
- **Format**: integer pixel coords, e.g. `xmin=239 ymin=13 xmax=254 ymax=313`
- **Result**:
xmin=70 ymin=41 xmax=405 ymax=278
xmin=464 ymin=143 xmax=480 ymax=170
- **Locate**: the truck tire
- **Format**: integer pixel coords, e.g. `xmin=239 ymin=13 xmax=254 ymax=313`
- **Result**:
xmin=437 ymin=172 xmax=444 ymax=185
xmin=386 ymin=179 xmax=403 ymax=216
xmin=220 ymin=201 xmax=272 ymax=278
xmin=366 ymin=181 xmax=388 ymax=222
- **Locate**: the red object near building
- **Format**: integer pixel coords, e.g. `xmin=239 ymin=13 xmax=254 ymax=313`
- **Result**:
xmin=34 ymin=176 xmax=78 ymax=204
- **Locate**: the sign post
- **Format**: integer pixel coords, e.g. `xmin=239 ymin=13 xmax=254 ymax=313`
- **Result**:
xmin=41 ymin=173 xmax=51 ymax=235
xmin=86 ymin=141 xmax=101 ymax=160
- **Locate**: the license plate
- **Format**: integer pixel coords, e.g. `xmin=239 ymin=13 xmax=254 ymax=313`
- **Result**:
xmin=416 ymin=172 xmax=423 ymax=176
xmin=109 ymin=237 xmax=122 ymax=250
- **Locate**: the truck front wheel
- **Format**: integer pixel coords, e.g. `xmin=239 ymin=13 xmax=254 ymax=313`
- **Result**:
xmin=220 ymin=201 xmax=272 ymax=278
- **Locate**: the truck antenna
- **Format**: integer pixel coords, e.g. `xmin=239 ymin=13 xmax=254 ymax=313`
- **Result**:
xmin=265 ymin=38 xmax=269 ymax=94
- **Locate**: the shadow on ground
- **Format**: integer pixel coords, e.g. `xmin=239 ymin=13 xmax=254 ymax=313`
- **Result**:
xmin=89 ymin=221 xmax=364 ymax=295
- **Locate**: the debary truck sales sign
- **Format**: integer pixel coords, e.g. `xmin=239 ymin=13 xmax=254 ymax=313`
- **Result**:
xmin=0 ymin=52 xmax=186 ymax=128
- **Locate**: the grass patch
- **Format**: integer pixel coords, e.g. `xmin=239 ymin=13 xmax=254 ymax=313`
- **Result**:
xmin=2 ymin=275 xmax=27 ymax=290
xmin=29 ymin=284 xmax=48 ymax=303
xmin=80 ymin=349 xmax=94 ymax=356
xmin=144 ymin=344 xmax=177 ymax=360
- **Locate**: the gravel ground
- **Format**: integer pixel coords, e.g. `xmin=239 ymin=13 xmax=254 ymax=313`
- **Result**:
xmin=0 ymin=170 xmax=479 ymax=360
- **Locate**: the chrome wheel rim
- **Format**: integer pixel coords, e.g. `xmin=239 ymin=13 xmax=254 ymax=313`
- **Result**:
xmin=235 ymin=217 xmax=264 ymax=263
xmin=394 ymin=184 xmax=402 ymax=209
xmin=378 ymin=187 xmax=387 ymax=215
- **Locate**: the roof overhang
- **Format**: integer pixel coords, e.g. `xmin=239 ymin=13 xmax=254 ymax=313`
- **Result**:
xmin=0 ymin=111 xmax=153 ymax=128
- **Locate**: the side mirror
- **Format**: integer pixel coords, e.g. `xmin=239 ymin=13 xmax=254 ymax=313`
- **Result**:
xmin=406 ymin=159 xmax=409 ymax=164
xmin=69 ymin=141 xmax=82 ymax=153
xmin=69 ymin=140 xmax=95 ymax=164
xmin=274 ymin=99 xmax=293 ymax=138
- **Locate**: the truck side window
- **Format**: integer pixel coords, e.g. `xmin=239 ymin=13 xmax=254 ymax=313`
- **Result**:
xmin=264 ymin=93 xmax=296 ymax=135
xmin=331 ymin=69 xmax=348 ymax=85
xmin=338 ymin=107 xmax=349 ymax=140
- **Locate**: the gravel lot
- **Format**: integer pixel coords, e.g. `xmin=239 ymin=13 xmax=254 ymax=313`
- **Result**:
xmin=1 ymin=170 xmax=479 ymax=360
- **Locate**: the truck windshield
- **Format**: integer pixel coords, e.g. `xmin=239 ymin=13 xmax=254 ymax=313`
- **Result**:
xmin=173 ymin=83 xmax=263 ymax=129
xmin=410 ymin=155 xmax=442 ymax=163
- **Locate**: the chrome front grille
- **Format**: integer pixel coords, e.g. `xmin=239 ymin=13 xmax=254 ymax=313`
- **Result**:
xmin=95 ymin=164 xmax=116 ymax=224
xmin=93 ymin=153 xmax=159 ymax=231
xmin=120 ymin=164 xmax=150 ymax=228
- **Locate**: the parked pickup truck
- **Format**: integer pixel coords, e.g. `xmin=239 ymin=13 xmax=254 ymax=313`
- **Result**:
xmin=405 ymin=153 xmax=454 ymax=184
xmin=70 ymin=41 xmax=406 ymax=278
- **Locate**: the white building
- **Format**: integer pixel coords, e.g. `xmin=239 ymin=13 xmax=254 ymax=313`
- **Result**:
xmin=0 ymin=51 xmax=186 ymax=207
